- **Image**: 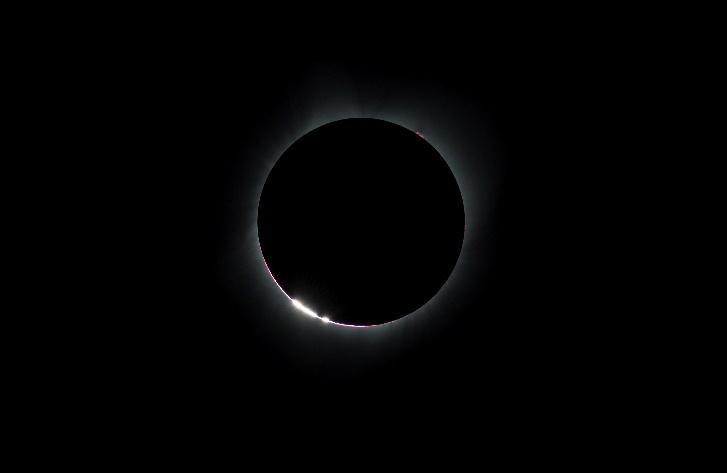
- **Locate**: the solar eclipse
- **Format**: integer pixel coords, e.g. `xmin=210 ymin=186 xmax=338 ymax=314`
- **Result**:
xmin=257 ymin=118 xmax=465 ymax=327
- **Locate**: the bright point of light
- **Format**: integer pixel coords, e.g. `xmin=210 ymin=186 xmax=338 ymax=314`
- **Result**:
xmin=291 ymin=299 xmax=318 ymax=318
xmin=291 ymin=299 xmax=332 ymax=324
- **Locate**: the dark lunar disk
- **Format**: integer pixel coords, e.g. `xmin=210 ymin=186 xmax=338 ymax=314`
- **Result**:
xmin=258 ymin=118 xmax=464 ymax=326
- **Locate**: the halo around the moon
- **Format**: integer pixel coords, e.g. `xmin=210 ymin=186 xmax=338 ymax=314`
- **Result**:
xmin=257 ymin=118 xmax=465 ymax=327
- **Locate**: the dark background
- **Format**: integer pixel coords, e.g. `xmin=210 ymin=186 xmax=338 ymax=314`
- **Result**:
xmin=0 ymin=9 xmax=697 ymax=460
xmin=10 ymin=13 xmax=699 ymax=458
xmin=97 ymin=42 xmax=638 ymax=424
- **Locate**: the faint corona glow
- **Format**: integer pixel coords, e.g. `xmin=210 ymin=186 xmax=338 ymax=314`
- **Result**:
xmin=252 ymin=106 xmax=494 ymax=329
xmin=261 ymin=249 xmax=291 ymax=300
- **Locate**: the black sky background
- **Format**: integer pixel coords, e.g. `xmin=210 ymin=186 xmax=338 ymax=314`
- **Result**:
xmin=91 ymin=41 xmax=646 ymax=425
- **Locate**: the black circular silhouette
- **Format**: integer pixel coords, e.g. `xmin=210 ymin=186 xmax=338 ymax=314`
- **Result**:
xmin=258 ymin=118 xmax=464 ymax=326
